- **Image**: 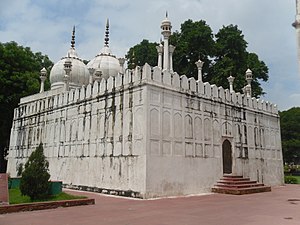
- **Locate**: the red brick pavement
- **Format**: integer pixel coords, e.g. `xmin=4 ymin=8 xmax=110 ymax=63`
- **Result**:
xmin=1 ymin=185 xmax=300 ymax=225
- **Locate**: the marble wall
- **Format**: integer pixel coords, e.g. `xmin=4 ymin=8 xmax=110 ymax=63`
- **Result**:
xmin=7 ymin=64 xmax=284 ymax=198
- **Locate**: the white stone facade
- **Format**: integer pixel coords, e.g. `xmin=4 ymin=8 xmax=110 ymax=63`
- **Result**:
xmin=7 ymin=64 xmax=284 ymax=198
xmin=7 ymin=15 xmax=284 ymax=198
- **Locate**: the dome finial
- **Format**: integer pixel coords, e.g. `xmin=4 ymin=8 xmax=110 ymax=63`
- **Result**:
xmin=104 ymin=19 xmax=110 ymax=47
xmin=166 ymin=11 xmax=168 ymax=18
xmin=71 ymin=26 xmax=75 ymax=48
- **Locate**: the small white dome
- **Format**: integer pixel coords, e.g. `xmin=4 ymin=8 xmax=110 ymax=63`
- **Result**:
xmin=87 ymin=19 xmax=121 ymax=79
xmin=50 ymin=27 xmax=90 ymax=90
xmin=50 ymin=48 xmax=89 ymax=90
xmin=87 ymin=47 xmax=120 ymax=79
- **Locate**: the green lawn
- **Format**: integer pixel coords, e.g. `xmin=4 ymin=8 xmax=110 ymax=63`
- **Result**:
xmin=294 ymin=176 xmax=300 ymax=184
xmin=9 ymin=188 xmax=86 ymax=205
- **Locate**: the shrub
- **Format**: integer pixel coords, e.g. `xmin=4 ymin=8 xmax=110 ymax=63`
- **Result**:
xmin=20 ymin=143 xmax=50 ymax=200
xmin=284 ymin=176 xmax=298 ymax=184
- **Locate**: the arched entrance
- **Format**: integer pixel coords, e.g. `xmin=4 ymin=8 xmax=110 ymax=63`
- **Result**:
xmin=222 ymin=139 xmax=232 ymax=174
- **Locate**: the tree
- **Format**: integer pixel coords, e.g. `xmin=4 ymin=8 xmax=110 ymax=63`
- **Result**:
xmin=280 ymin=107 xmax=300 ymax=164
xmin=125 ymin=39 xmax=158 ymax=69
xmin=20 ymin=143 xmax=50 ymax=200
xmin=126 ymin=20 xmax=268 ymax=97
xmin=170 ymin=19 xmax=215 ymax=80
xmin=211 ymin=25 xmax=268 ymax=97
xmin=0 ymin=41 xmax=53 ymax=172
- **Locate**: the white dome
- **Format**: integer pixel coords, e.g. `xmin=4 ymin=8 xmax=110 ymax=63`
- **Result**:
xmin=87 ymin=46 xmax=120 ymax=79
xmin=50 ymin=48 xmax=89 ymax=90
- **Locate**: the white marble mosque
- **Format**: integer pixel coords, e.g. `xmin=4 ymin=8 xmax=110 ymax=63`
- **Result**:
xmin=7 ymin=15 xmax=284 ymax=198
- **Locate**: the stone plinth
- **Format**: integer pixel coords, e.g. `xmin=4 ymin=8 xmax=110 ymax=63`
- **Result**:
xmin=0 ymin=174 xmax=9 ymax=205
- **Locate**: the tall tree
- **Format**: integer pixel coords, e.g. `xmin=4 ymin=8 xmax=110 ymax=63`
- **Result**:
xmin=170 ymin=19 xmax=215 ymax=80
xmin=280 ymin=107 xmax=300 ymax=164
xmin=125 ymin=39 xmax=158 ymax=69
xmin=211 ymin=25 xmax=268 ymax=97
xmin=126 ymin=20 xmax=268 ymax=97
xmin=0 ymin=41 xmax=53 ymax=172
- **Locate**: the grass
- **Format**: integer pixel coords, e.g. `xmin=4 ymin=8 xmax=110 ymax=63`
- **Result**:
xmin=284 ymin=175 xmax=300 ymax=184
xmin=9 ymin=188 xmax=86 ymax=205
xmin=294 ymin=176 xmax=300 ymax=184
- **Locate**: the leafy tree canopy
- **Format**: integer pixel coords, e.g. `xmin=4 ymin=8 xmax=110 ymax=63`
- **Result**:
xmin=126 ymin=39 xmax=158 ymax=69
xmin=170 ymin=19 xmax=215 ymax=79
xmin=0 ymin=41 xmax=53 ymax=172
xmin=126 ymin=20 xmax=268 ymax=98
xmin=211 ymin=25 xmax=268 ymax=97
xmin=280 ymin=107 xmax=300 ymax=164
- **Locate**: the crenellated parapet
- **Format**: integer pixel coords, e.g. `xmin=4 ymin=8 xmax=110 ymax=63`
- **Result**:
xmin=14 ymin=63 xmax=278 ymax=121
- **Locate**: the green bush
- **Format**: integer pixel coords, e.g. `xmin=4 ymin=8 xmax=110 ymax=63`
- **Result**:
xmin=20 ymin=143 xmax=50 ymax=200
xmin=284 ymin=176 xmax=298 ymax=184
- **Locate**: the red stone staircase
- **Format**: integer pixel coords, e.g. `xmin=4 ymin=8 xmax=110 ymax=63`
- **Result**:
xmin=211 ymin=175 xmax=271 ymax=195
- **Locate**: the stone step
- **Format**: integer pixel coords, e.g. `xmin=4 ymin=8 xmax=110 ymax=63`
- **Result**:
xmin=212 ymin=175 xmax=271 ymax=195
xmin=223 ymin=175 xmax=244 ymax=179
xmin=212 ymin=186 xmax=271 ymax=195
xmin=216 ymin=183 xmax=264 ymax=189
xmin=221 ymin=177 xmax=251 ymax=182
xmin=217 ymin=180 xmax=257 ymax=185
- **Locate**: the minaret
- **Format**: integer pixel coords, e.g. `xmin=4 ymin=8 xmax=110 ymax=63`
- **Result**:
xmin=293 ymin=0 xmax=300 ymax=70
xmin=161 ymin=12 xmax=172 ymax=71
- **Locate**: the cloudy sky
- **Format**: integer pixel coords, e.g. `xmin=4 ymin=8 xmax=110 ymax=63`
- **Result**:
xmin=0 ymin=0 xmax=299 ymax=110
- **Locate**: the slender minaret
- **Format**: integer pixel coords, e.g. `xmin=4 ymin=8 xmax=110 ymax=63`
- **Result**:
xmin=293 ymin=0 xmax=300 ymax=70
xmin=161 ymin=12 xmax=172 ymax=71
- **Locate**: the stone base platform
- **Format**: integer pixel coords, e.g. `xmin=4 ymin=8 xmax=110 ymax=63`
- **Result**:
xmin=212 ymin=175 xmax=271 ymax=195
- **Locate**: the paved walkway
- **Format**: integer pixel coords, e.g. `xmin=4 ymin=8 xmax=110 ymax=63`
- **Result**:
xmin=1 ymin=185 xmax=300 ymax=225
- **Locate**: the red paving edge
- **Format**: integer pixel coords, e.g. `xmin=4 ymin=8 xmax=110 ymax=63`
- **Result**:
xmin=0 ymin=198 xmax=95 ymax=214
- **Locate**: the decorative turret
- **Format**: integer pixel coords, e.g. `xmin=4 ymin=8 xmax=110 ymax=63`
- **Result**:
xmin=161 ymin=12 xmax=172 ymax=71
xmin=244 ymin=69 xmax=253 ymax=97
xmin=63 ymin=57 xmax=72 ymax=91
xmin=169 ymin=45 xmax=175 ymax=73
xmin=88 ymin=67 xmax=95 ymax=84
xmin=227 ymin=75 xmax=235 ymax=93
xmin=40 ymin=68 xmax=47 ymax=93
xmin=94 ymin=67 xmax=102 ymax=82
xmin=118 ymin=58 xmax=126 ymax=74
xmin=156 ymin=40 xmax=163 ymax=69
xmin=195 ymin=59 xmax=204 ymax=82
